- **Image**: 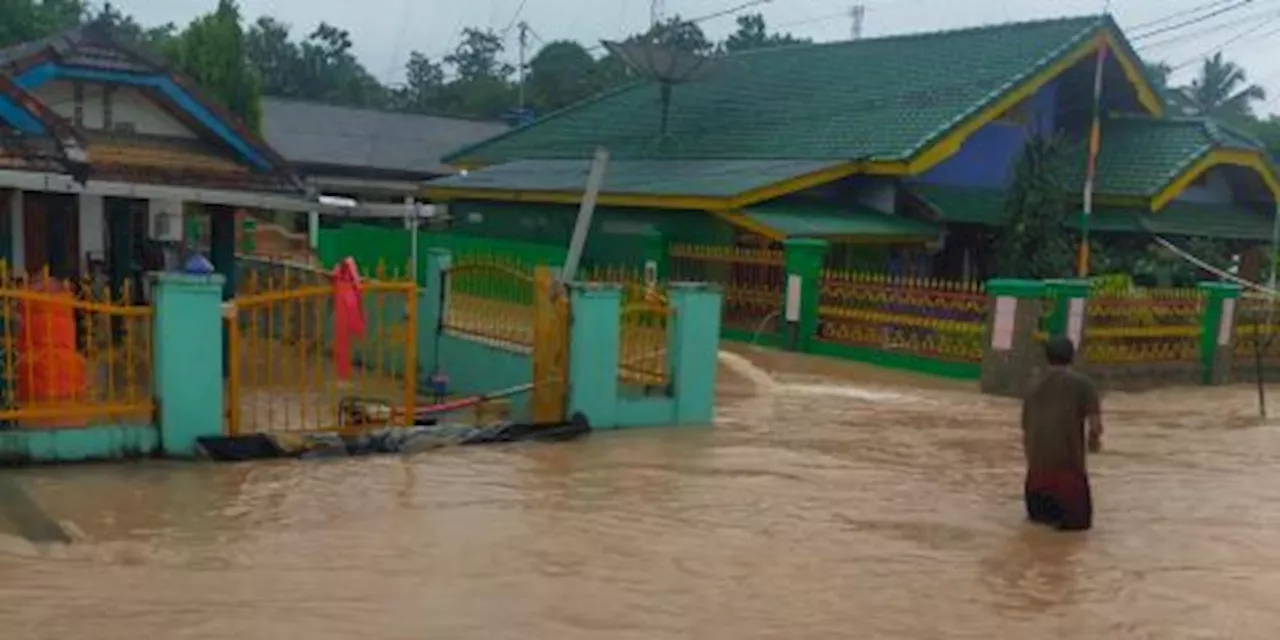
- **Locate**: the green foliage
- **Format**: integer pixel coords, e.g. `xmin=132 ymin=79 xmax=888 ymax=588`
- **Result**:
xmin=722 ymin=13 xmax=810 ymax=53
xmin=1171 ymin=53 xmax=1266 ymax=122
xmin=166 ymin=0 xmax=261 ymax=130
xmin=994 ymin=135 xmax=1076 ymax=279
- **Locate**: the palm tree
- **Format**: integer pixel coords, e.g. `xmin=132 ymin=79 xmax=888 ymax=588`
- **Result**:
xmin=1175 ymin=53 xmax=1266 ymax=121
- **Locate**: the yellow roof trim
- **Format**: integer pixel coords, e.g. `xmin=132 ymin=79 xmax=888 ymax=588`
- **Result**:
xmin=1104 ymin=31 xmax=1165 ymax=117
xmin=708 ymin=209 xmax=787 ymax=241
xmin=904 ymin=31 xmax=1161 ymax=178
xmin=1151 ymin=148 xmax=1280 ymax=212
xmin=422 ymin=185 xmax=730 ymax=211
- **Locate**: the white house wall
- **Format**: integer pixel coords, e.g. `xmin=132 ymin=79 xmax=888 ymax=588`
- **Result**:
xmin=30 ymin=80 xmax=196 ymax=139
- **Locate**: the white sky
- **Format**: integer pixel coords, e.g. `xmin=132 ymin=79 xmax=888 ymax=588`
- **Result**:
xmin=101 ymin=0 xmax=1280 ymax=112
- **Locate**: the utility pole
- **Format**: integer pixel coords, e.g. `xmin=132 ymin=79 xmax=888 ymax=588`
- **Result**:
xmin=651 ymin=0 xmax=665 ymax=28
xmin=849 ymin=4 xmax=865 ymax=40
xmin=517 ymin=21 xmax=529 ymax=113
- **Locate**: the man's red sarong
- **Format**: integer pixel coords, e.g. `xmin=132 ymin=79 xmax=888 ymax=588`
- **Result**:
xmin=1024 ymin=469 xmax=1092 ymax=531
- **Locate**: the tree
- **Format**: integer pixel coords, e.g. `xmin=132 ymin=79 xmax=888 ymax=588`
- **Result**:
xmin=526 ymin=40 xmax=599 ymax=113
xmin=246 ymin=17 xmax=302 ymax=98
xmin=0 ymin=0 xmax=85 ymax=48
xmin=436 ymin=27 xmax=515 ymax=118
xmin=995 ymin=135 xmax=1076 ymax=278
xmin=1175 ymin=52 xmax=1266 ymax=122
xmin=391 ymin=51 xmax=445 ymax=113
xmin=645 ymin=17 xmax=713 ymax=55
xmin=722 ymin=13 xmax=808 ymax=53
xmin=167 ymin=0 xmax=262 ymax=130
xmin=296 ymin=23 xmax=386 ymax=107
xmin=89 ymin=2 xmax=175 ymax=49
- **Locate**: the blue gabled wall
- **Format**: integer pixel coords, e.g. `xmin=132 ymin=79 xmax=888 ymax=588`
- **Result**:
xmin=918 ymin=80 xmax=1060 ymax=190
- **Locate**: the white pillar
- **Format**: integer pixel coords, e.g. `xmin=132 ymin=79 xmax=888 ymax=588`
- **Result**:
xmin=308 ymin=210 xmax=319 ymax=250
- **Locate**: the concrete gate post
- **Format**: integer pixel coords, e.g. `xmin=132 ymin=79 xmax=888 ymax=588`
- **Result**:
xmin=980 ymin=279 xmax=1047 ymax=398
xmin=1198 ymin=281 xmax=1243 ymax=385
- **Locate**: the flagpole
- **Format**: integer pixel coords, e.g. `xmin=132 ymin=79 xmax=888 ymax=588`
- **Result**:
xmin=1078 ymin=37 xmax=1108 ymax=278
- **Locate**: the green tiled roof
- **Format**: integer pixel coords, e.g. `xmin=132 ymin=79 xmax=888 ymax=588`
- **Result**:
xmin=907 ymin=184 xmax=1010 ymax=225
xmin=1055 ymin=116 xmax=1264 ymax=197
xmin=743 ymin=201 xmax=939 ymax=239
xmin=445 ymin=16 xmax=1114 ymax=165
xmin=1068 ymin=201 xmax=1274 ymax=241
xmin=426 ymin=159 xmax=841 ymax=197
xmin=911 ymin=183 xmax=1273 ymax=240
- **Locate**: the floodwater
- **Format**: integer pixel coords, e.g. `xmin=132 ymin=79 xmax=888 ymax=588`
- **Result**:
xmin=4 ymin=346 xmax=1280 ymax=639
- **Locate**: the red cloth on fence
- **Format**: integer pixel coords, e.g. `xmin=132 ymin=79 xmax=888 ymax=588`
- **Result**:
xmin=331 ymin=258 xmax=366 ymax=380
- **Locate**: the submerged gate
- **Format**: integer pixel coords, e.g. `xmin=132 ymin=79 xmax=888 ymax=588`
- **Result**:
xmin=224 ymin=262 xmax=418 ymax=435
xmin=440 ymin=256 xmax=570 ymax=424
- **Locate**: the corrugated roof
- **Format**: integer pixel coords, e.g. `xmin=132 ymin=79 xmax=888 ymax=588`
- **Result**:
xmin=426 ymin=158 xmax=843 ymax=197
xmin=260 ymin=98 xmax=508 ymax=177
xmin=445 ymin=15 xmax=1127 ymax=166
xmin=908 ymin=184 xmax=1011 ymax=225
xmin=1053 ymin=116 xmax=1265 ymax=197
xmin=743 ymin=201 xmax=939 ymax=239
xmin=1067 ymin=201 xmax=1275 ymax=240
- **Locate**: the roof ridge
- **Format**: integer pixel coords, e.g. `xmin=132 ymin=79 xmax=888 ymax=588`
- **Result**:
xmin=262 ymin=95 xmax=506 ymax=125
xmin=723 ymin=14 xmax=1106 ymax=61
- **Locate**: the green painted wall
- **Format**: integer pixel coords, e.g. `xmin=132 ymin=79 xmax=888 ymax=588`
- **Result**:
xmin=444 ymin=200 xmax=736 ymax=268
xmin=0 ymin=424 xmax=158 ymax=464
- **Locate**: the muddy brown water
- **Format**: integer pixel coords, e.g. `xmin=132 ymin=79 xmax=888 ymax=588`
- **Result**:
xmin=4 ymin=345 xmax=1280 ymax=639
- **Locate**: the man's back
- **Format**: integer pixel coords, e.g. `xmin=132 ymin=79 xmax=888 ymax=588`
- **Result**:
xmin=1022 ymin=367 xmax=1099 ymax=473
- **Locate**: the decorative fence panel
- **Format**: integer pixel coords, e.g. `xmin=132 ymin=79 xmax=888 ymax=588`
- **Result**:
xmin=815 ymin=271 xmax=987 ymax=374
xmin=444 ymin=256 xmax=536 ymax=349
xmin=1081 ymin=287 xmax=1203 ymax=388
xmin=0 ymin=267 xmax=154 ymax=429
xmin=1232 ymin=293 xmax=1280 ymax=381
xmin=668 ymin=244 xmax=783 ymax=335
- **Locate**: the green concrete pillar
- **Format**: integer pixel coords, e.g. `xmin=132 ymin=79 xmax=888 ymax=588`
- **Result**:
xmin=152 ymin=272 xmax=225 ymax=457
xmin=781 ymin=238 xmax=829 ymax=352
xmin=642 ymin=232 xmax=669 ymax=280
xmin=240 ymin=216 xmax=257 ymax=255
xmin=207 ymin=205 xmax=236 ymax=300
xmin=981 ymin=279 xmax=1048 ymax=398
xmin=1045 ymin=279 xmax=1092 ymax=349
xmin=1198 ymin=281 xmax=1242 ymax=385
xmin=567 ymin=283 xmax=622 ymax=428
xmin=667 ymin=282 xmax=722 ymax=425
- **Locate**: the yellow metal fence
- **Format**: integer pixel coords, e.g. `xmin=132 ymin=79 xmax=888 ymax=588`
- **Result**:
xmin=225 ymin=262 xmax=418 ymax=436
xmin=583 ymin=265 xmax=672 ymax=389
xmin=817 ymin=271 xmax=987 ymax=363
xmin=443 ymin=255 xmax=535 ymax=348
xmin=1232 ymin=294 xmax=1280 ymax=375
xmin=1082 ymin=288 xmax=1203 ymax=366
xmin=0 ymin=267 xmax=153 ymax=428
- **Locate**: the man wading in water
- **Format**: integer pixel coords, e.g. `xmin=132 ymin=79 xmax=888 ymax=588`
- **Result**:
xmin=1021 ymin=336 xmax=1103 ymax=531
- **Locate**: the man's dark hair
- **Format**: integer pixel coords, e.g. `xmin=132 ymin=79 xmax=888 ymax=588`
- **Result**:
xmin=1045 ymin=336 xmax=1075 ymax=366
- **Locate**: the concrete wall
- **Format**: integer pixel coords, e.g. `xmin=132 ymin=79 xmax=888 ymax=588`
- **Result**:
xmin=437 ymin=335 xmax=532 ymax=421
xmin=0 ymin=424 xmax=157 ymax=464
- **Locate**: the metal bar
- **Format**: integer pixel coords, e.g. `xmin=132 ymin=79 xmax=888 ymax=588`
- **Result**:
xmin=561 ymin=147 xmax=610 ymax=283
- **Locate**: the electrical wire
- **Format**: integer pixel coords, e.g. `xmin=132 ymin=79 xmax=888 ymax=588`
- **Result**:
xmin=1136 ymin=3 xmax=1279 ymax=50
xmin=1129 ymin=0 xmax=1241 ymax=31
xmin=1170 ymin=14 xmax=1280 ymax=69
xmin=1131 ymin=0 xmax=1257 ymax=41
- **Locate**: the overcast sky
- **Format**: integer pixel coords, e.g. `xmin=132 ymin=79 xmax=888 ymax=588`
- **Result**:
xmin=101 ymin=0 xmax=1280 ymax=111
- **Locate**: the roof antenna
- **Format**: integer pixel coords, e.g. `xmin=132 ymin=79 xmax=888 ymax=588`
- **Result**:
xmin=849 ymin=5 xmax=865 ymax=40
xmin=601 ymin=37 xmax=722 ymax=136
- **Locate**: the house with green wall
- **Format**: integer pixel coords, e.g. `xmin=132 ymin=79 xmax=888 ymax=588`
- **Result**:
xmin=421 ymin=15 xmax=1280 ymax=281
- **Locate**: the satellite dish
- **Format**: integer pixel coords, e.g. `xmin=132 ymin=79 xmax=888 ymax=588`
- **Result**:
xmin=602 ymin=39 xmax=722 ymax=135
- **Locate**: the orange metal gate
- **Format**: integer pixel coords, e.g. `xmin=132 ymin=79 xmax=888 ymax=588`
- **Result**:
xmin=224 ymin=266 xmax=418 ymax=435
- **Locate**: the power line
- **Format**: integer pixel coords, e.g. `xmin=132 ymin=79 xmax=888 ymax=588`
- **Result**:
xmin=1170 ymin=14 xmax=1280 ymax=69
xmin=501 ymin=0 xmax=531 ymax=38
xmin=1129 ymin=0 xmax=1242 ymax=31
xmin=1131 ymin=0 xmax=1257 ymax=41
xmin=1136 ymin=2 xmax=1280 ymax=50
